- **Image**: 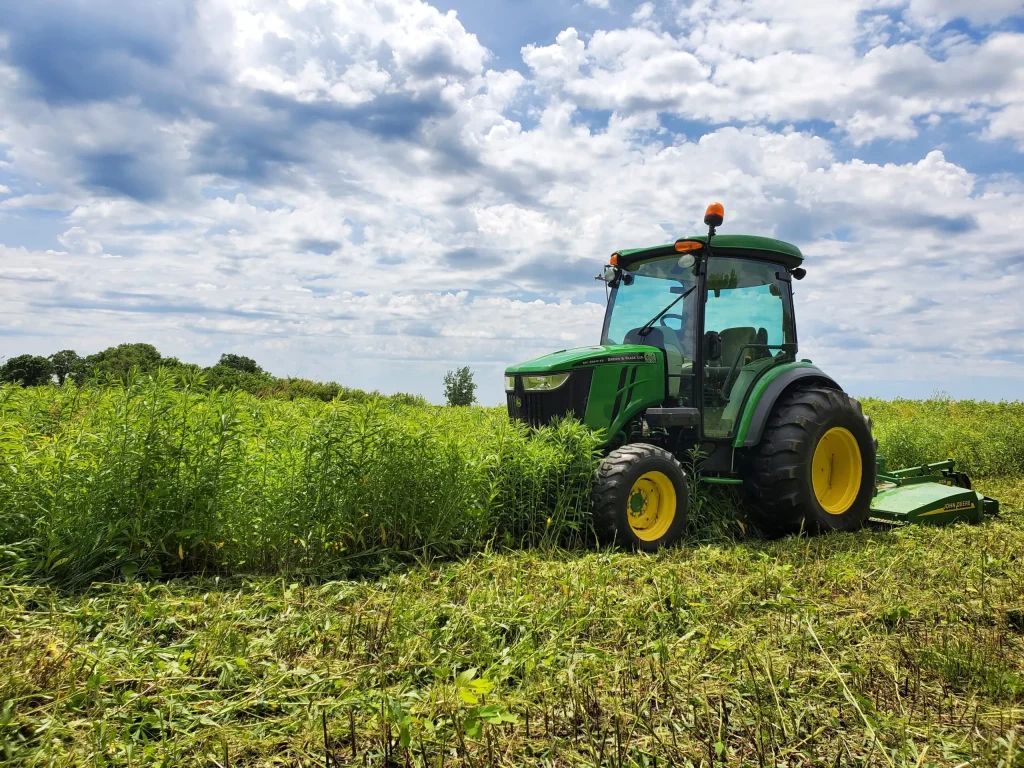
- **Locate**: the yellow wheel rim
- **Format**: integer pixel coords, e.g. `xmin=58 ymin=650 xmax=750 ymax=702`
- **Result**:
xmin=627 ymin=471 xmax=677 ymax=542
xmin=812 ymin=427 xmax=862 ymax=514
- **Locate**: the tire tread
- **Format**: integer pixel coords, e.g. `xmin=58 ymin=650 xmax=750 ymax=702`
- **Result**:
xmin=592 ymin=443 xmax=688 ymax=550
xmin=743 ymin=386 xmax=876 ymax=536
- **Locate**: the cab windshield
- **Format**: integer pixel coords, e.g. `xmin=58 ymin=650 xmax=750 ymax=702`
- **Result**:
xmin=602 ymin=255 xmax=699 ymax=405
xmin=601 ymin=256 xmax=698 ymax=359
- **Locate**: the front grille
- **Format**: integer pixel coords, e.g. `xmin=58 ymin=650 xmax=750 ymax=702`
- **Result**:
xmin=506 ymin=370 xmax=593 ymax=427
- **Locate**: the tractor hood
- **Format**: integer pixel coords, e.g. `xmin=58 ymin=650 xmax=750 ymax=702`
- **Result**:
xmin=505 ymin=344 xmax=662 ymax=374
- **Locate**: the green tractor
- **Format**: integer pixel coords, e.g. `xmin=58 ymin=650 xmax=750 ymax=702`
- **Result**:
xmin=505 ymin=203 xmax=998 ymax=549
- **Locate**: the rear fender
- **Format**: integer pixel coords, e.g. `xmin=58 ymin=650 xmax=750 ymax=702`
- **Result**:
xmin=732 ymin=364 xmax=842 ymax=448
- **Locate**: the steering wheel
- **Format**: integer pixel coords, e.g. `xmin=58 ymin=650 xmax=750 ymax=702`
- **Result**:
xmin=658 ymin=313 xmax=685 ymax=330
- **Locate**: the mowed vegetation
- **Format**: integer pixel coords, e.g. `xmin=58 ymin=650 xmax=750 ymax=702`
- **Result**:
xmin=3 ymin=502 xmax=1024 ymax=767
xmin=1 ymin=376 xmax=1023 ymax=765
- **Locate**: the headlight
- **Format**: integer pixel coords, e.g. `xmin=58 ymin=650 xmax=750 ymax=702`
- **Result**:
xmin=522 ymin=373 xmax=570 ymax=391
xmin=504 ymin=375 xmax=516 ymax=391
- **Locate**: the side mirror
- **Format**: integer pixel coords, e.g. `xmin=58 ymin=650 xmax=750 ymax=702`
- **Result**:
xmin=599 ymin=266 xmax=633 ymax=288
xmin=703 ymin=331 xmax=722 ymax=362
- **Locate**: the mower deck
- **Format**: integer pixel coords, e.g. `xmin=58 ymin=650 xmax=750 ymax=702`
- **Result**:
xmin=869 ymin=459 xmax=999 ymax=526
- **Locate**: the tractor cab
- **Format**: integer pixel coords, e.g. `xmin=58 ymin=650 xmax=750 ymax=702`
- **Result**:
xmin=505 ymin=203 xmax=810 ymax=457
xmin=602 ymin=233 xmax=802 ymax=440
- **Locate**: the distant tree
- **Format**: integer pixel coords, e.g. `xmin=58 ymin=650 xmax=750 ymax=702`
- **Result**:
xmin=202 ymin=364 xmax=273 ymax=395
xmin=443 ymin=366 xmax=477 ymax=407
xmin=0 ymin=354 xmax=54 ymax=386
xmin=49 ymin=349 xmax=81 ymax=385
xmin=389 ymin=392 xmax=430 ymax=407
xmin=78 ymin=343 xmax=164 ymax=382
xmin=218 ymin=353 xmax=263 ymax=375
xmin=261 ymin=377 xmax=344 ymax=402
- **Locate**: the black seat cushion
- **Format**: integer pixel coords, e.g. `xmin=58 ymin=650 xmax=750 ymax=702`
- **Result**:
xmin=623 ymin=326 xmax=667 ymax=349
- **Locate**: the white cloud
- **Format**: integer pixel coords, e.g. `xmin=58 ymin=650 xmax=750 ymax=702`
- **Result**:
xmin=522 ymin=28 xmax=588 ymax=81
xmin=632 ymin=3 xmax=655 ymax=22
xmin=521 ymin=16 xmax=1024 ymax=143
xmin=906 ymin=0 xmax=1024 ymax=26
xmin=985 ymin=103 xmax=1024 ymax=148
xmin=57 ymin=226 xmax=104 ymax=256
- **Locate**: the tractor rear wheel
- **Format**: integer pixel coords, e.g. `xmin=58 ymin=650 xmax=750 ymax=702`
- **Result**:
xmin=592 ymin=443 xmax=689 ymax=551
xmin=743 ymin=387 xmax=876 ymax=536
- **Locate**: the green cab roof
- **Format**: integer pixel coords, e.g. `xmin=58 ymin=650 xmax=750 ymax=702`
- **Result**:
xmin=615 ymin=234 xmax=804 ymax=270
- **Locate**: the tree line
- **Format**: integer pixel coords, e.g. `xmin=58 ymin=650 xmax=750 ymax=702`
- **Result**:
xmin=0 ymin=344 xmax=429 ymax=405
xmin=1 ymin=344 xmax=479 ymax=406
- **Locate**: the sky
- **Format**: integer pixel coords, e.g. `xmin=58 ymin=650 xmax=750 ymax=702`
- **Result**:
xmin=1 ymin=0 xmax=1023 ymax=405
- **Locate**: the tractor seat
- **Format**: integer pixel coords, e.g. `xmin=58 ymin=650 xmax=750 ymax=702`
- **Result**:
xmin=719 ymin=327 xmax=756 ymax=366
xmin=623 ymin=326 xmax=668 ymax=349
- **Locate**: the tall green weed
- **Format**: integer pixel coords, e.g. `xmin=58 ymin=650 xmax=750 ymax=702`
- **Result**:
xmin=0 ymin=372 xmax=598 ymax=585
xmin=863 ymin=397 xmax=1024 ymax=478
xmin=1 ymin=380 xmax=1020 ymax=587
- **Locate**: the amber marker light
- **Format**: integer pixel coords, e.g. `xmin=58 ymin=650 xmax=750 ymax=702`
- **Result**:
xmin=674 ymin=240 xmax=703 ymax=252
xmin=609 ymin=253 xmax=620 ymax=266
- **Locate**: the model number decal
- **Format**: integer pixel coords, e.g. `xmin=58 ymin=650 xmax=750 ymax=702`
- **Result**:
xmin=582 ymin=353 xmax=657 ymax=365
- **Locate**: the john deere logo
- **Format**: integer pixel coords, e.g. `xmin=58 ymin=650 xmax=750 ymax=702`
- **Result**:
xmin=644 ymin=352 xmax=657 ymax=363
xmin=943 ymin=500 xmax=973 ymax=511
xmin=515 ymin=397 xmax=522 ymax=408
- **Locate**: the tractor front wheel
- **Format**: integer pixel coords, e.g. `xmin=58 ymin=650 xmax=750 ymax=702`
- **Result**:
xmin=592 ymin=443 xmax=689 ymax=551
xmin=743 ymin=386 xmax=876 ymax=536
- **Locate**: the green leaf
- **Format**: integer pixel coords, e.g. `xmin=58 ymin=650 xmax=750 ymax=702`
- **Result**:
xmin=455 ymin=667 xmax=478 ymax=687
xmin=477 ymin=704 xmax=518 ymax=725
xmin=463 ymin=713 xmax=481 ymax=739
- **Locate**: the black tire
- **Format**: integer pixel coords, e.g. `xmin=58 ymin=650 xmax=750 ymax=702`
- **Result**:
xmin=743 ymin=386 xmax=876 ymax=536
xmin=592 ymin=443 xmax=689 ymax=551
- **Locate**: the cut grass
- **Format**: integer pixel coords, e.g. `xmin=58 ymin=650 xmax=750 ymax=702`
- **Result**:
xmin=2 ymin=501 xmax=1023 ymax=766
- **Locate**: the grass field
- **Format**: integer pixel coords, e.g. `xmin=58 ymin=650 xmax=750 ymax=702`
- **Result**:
xmin=2 ymin=480 xmax=1023 ymax=767
xmin=2 ymin=379 xmax=1024 ymax=765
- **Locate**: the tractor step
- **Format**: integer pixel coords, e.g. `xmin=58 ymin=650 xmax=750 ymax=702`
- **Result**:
xmin=870 ymin=458 xmax=999 ymax=526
